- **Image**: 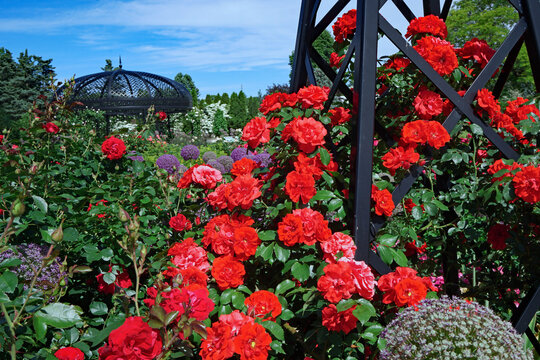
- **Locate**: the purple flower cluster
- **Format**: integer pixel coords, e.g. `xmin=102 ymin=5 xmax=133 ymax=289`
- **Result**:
xmin=127 ymin=151 xmax=144 ymax=162
xmin=380 ymin=296 xmax=532 ymax=360
xmin=180 ymin=145 xmax=200 ymax=160
xmin=230 ymin=147 xmax=249 ymax=162
xmin=156 ymin=154 xmax=181 ymax=174
xmin=0 ymin=243 xmax=66 ymax=293
xmin=207 ymin=159 xmax=226 ymax=174
xmin=230 ymin=147 xmax=272 ymax=169
xmin=252 ymin=151 xmax=272 ymax=168
xmin=202 ymin=151 xmax=217 ymax=163
xmin=217 ymin=155 xmax=234 ymax=173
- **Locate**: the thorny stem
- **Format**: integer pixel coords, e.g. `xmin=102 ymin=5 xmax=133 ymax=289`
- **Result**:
xmin=131 ymin=252 xmax=141 ymax=317
xmin=1 ymin=303 xmax=17 ymax=360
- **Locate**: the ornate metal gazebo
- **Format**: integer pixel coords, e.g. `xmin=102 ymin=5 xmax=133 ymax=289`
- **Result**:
xmin=59 ymin=64 xmax=192 ymax=134
xmin=291 ymin=0 xmax=540 ymax=353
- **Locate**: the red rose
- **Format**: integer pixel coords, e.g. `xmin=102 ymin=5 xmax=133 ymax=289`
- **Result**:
xmin=211 ymin=255 xmax=246 ymax=290
xmin=424 ymin=121 xmax=450 ymax=149
xmin=54 ymin=347 xmax=84 ymax=360
xmin=294 ymin=152 xmax=324 ymax=180
xmin=285 ymin=171 xmax=316 ymax=204
xmin=233 ymin=226 xmax=261 ymax=261
xmin=487 ymin=223 xmax=510 ymax=250
xmin=98 ymin=316 xmax=163 ymax=360
xmin=414 ymin=36 xmax=458 ymax=76
xmin=101 ymin=136 xmax=126 ymax=160
xmin=242 ymin=116 xmax=271 ymax=149
xmin=293 ymin=207 xmax=331 ymax=245
xmin=224 ymin=175 xmax=262 ymax=211
xmin=476 ymin=88 xmax=501 ymax=117
xmin=284 ymin=117 xmax=327 ymax=153
xmin=169 ymin=213 xmax=192 ymax=232
xmin=245 ymin=290 xmax=282 ymax=321
xmin=513 ymin=165 xmax=540 ymax=203
xmin=457 ymin=38 xmax=495 ymax=69
xmin=200 ymin=322 xmax=235 ymax=360
xmin=382 ymin=146 xmax=420 ymax=175
xmin=43 ymin=122 xmax=60 ymax=134
xmin=156 ymin=111 xmax=167 ymax=121
xmin=394 ymin=278 xmax=428 ymax=307
xmin=487 ymin=159 xmax=521 ymax=183
xmin=406 ymin=15 xmax=447 ymax=39
xmin=317 ymin=261 xmax=356 ymax=303
xmin=160 ymin=287 xmax=215 ymax=321
xmin=332 ymin=9 xmax=357 ymax=43
xmin=297 ymin=85 xmax=329 ymax=110
xmin=233 ymin=323 xmax=272 ymax=360
xmin=277 ymin=213 xmax=304 ymax=247
xmin=96 ymin=266 xmax=132 ymax=295
xmin=329 ymin=52 xmax=345 ymax=68
xmin=413 ymin=88 xmax=443 ymax=120
xmin=329 ymin=107 xmax=352 ymax=126
xmin=321 ymin=304 xmax=358 ymax=334
xmin=320 ymin=232 xmax=356 ymax=263
xmin=231 ymin=157 xmax=258 ymax=177
xmin=371 ymin=186 xmax=395 ymax=217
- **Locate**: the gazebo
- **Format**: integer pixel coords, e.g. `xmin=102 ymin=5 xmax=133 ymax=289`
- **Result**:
xmin=58 ymin=64 xmax=192 ymax=134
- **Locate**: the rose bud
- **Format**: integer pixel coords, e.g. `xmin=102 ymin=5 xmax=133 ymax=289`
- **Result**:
xmin=118 ymin=206 xmax=130 ymax=223
xmin=51 ymin=221 xmax=64 ymax=242
xmin=11 ymin=199 xmax=26 ymax=217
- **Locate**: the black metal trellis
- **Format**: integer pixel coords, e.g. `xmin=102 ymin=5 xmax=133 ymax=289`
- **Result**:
xmin=291 ymin=0 xmax=540 ymax=348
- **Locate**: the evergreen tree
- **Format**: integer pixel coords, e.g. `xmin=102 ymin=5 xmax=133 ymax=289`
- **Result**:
xmin=229 ymin=91 xmax=248 ymax=129
xmin=174 ymin=72 xmax=200 ymax=104
xmin=228 ymin=92 xmax=240 ymax=128
xmin=0 ymin=48 xmax=54 ymax=127
xmin=221 ymin=92 xmax=230 ymax=105
xmin=212 ymin=108 xmax=228 ymax=136
xmin=247 ymin=96 xmax=260 ymax=119
xmin=289 ymin=29 xmax=335 ymax=85
xmin=205 ymin=94 xmax=213 ymax=104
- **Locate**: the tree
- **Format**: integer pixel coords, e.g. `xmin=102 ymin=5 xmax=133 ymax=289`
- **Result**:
xmin=247 ymin=96 xmax=260 ymax=119
xmin=289 ymin=29 xmax=335 ymax=86
xmin=101 ymin=59 xmax=120 ymax=72
xmin=221 ymin=92 xmax=230 ymax=105
xmin=0 ymin=48 xmax=55 ymax=128
xmin=174 ymin=72 xmax=200 ymax=105
xmin=212 ymin=108 xmax=228 ymax=136
xmin=446 ymin=0 xmax=535 ymax=98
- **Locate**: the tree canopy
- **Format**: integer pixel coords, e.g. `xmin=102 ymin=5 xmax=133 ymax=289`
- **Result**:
xmin=446 ymin=0 xmax=535 ymax=98
xmin=174 ymin=72 xmax=200 ymax=104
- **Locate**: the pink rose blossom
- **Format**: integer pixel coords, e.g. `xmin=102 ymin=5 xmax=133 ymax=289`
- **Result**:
xmin=192 ymin=165 xmax=223 ymax=189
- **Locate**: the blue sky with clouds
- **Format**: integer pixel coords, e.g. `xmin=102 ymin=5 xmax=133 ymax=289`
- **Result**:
xmin=0 ymin=1 xmax=434 ymax=97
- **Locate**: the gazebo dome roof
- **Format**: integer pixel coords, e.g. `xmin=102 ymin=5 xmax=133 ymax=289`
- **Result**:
xmin=60 ymin=68 xmax=192 ymax=115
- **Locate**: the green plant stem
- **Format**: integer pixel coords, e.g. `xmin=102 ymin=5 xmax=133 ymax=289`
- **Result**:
xmin=131 ymin=253 xmax=141 ymax=317
xmin=1 ymin=303 xmax=17 ymax=360
xmin=0 ymin=214 xmax=15 ymax=245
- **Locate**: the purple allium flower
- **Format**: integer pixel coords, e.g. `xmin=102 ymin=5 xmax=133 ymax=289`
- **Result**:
xmin=180 ymin=145 xmax=200 ymax=160
xmin=202 ymin=151 xmax=217 ymax=163
xmin=230 ymin=147 xmax=249 ymax=162
xmin=156 ymin=154 xmax=181 ymax=174
xmin=217 ymin=155 xmax=234 ymax=173
xmin=380 ymin=296 xmax=533 ymax=360
xmin=0 ymin=244 xmax=66 ymax=294
xmin=178 ymin=164 xmax=188 ymax=176
xmin=207 ymin=159 xmax=226 ymax=174
xmin=252 ymin=151 xmax=272 ymax=168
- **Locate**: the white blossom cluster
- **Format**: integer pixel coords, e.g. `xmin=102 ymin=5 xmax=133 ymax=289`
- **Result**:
xmin=171 ymin=101 xmax=230 ymax=137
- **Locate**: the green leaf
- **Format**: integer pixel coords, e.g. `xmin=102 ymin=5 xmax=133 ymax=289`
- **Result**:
xmin=279 ymin=309 xmax=294 ymax=321
xmin=291 ymin=263 xmax=310 ymax=282
xmin=310 ymin=190 xmax=334 ymax=201
xmin=102 ymin=272 xmax=116 ymax=285
xmin=411 ymin=206 xmax=423 ymax=220
xmin=275 ymin=279 xmax=295 ymax=296
xmin=0 ymin=271 xmax=18 ymax=293
xmin=336 ymin=299 xmax=356 ymax=312
xmin=392 ymin=249 xmax=408 ymax=267
xmin=378 ymin=234 xmax=398 ymax=247
xmin=258 ymin=243 xmax=275 ymax=261
xmin=89 ymin=301 xmax=108 ymax=316
xmin=32 ymin=195 xmax=48 ymax=213
xmin=0 ymin=291 xmax=10 ymax=304
xmin=231 ymin=291 xmax=245 ymax=310
xmin=377 ymin=246 xmax=393 ymax=265
xmin=220 ymin=289 xmax=234 ymax=305
xmin=319 ymin=147 xmax=331 ymax=166
xmin=33 ymin=314 xmax=47 ymax=341
xmin=37 ymin=303 xmax=82 ymax=328
xmin=424 ymin=203 xmax=438 ymax=216
xmin=0 ymin=258 xmax=21 ymax=269
xmin=352 ymin=299 xmax=376 ymax=324
xmin=63 ymin=227 xmax=79 ymax=242
xmin=261 ymin=320 xmax=284 ymax=341
xmin=431 ymin=199 xmax=449 ymax=211
xmin=274 ymin=244 xmax=290 ymax=263
xmin=258 ymin=230 xmax=276 ymax=241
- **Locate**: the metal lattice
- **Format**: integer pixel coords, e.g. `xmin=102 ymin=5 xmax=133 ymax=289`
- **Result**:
xmin=291 ymin=0 xmax=540 ymax=352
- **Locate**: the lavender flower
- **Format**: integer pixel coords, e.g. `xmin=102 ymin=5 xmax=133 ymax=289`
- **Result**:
xmin=156 ymin=154 xmax=181 ymax=174
xmin=230 ymin=147 xmax=249 ymax=162
xmin=180 ymin=145 xmax=200 ymax=160
xmin=217 ymin=155 xmax=234 ymax=173
xmin=207 ymin=159 xmax=226 ymax=174
xmin=128 ymin=155 xmax=144 ymax=162
xmin=380 ymin=296 xmax=532 ymax=360
xmin=0 ymin=243 xmax=66 ymax=294
xmin=202 ymin=151 xmax=217 ymax=163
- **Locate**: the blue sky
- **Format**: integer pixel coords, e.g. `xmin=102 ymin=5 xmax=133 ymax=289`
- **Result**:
xmin=0 ymin=1 xmax=434 ymax=97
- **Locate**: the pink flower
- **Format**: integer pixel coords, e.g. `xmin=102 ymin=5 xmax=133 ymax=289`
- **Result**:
xmin=192 ymin=165 xmax=223 ymax=189
xmin=339 ymin=259 xmax=376 ymax=300
xmin=319 ymin=232 xmax=356 ymax=263
xmin=219 ymin=310 xmax=255 ymax=336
